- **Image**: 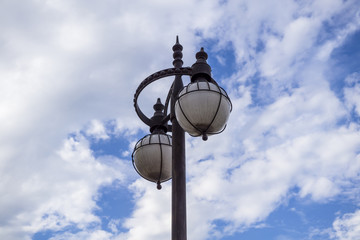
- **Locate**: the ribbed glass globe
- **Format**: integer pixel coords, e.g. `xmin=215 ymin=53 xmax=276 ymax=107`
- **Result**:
xmin=132 ymin=133 xmax=172 ymax=189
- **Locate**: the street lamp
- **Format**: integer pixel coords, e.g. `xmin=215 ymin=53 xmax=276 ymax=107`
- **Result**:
xmin=132 ymin=36 xmax=232 ymax=240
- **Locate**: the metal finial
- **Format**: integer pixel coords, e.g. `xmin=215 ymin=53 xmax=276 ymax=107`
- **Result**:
xmin=191 ymin=47 xmax=211 ymax=82
xmin=172 ymin=36 xmax=183 ymax=68
xmin=172 ymin=36 xmax=183 ymax=51
xmin=150 ymin=98 xmax=167 ymax=133
xmin=195 ymin=47 xmax=208 ymax=61
xmin=153 ymin=98 xmax=164 ymax=112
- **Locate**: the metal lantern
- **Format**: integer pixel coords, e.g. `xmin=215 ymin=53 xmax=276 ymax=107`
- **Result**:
xmin=174 ymin=47 xmax=232 ymax=141
xmin=132 ymin=132 xmax=172 ymax=190
xmin=175 ymin=81 xmax=232 ymax=140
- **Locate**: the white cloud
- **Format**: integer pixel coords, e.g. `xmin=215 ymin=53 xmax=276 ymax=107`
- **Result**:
xmin=260 ymin=17 xmax=321 ymax=78
xmin=85 ymin=119 xmax=109 ymax=140
xmin=332 ymin=210 xmax=360 ymax=240
xmin=344 ymin=72 xmax=360 ymax=116
xmin=108 ymin=219 xmax=121 ymax=234
xmin=0 ymin=133 xmax=128 ymax=239
xmin=121 ymin=180 xmax=172 ymax=240
xmin=49 ymin=229 xmax=114 ymax=240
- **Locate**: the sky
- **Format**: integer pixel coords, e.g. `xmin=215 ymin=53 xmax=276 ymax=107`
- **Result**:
xmin=0 ymin=0 xmax=360 ymax=239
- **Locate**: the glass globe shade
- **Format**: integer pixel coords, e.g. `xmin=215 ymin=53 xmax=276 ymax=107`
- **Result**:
xmin=132 ymin=133 xmax=172 ymax=189
xmin=175 ymin=81 xmax=231 ymax=139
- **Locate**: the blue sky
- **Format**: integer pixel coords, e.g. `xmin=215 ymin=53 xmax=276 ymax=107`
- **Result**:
xmin=1 ymin=0 xmax=360 ymax=239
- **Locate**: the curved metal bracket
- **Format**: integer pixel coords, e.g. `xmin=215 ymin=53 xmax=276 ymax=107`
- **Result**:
xmin=133 ymin=67 xmax=193 ymax=127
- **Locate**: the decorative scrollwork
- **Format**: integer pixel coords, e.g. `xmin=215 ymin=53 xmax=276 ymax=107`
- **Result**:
xmin=134 ymin=67 xmax=192 ymax=102
xmin=133 ymin=67 xmax=193 ymax=127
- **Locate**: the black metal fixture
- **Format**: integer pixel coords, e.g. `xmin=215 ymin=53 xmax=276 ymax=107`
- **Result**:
xmin=132 ymin=36 xmax=232 ymax=240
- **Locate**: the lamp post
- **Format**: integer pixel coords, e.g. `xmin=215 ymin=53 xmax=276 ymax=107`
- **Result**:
xmin=132 ymin=37 xmax=232 ymax=240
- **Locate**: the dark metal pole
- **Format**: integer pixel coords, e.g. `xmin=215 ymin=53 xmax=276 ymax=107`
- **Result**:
xmin=171 ymin=36 xmax=187 ymax=240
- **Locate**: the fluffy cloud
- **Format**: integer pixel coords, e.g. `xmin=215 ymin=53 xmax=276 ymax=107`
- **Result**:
xmin=0 ymin=133 xmax=128 ymax=239
xmin=332 ymin=210 xmax=360 ymax=240
xmin=344 ymin=72 xmax=360 ymax=116
xmin=85 ymin=120 xmax=110 ymax=141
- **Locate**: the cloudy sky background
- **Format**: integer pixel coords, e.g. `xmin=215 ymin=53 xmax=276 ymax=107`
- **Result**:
xmin=1 ymin=0 xmax=360 ymax=239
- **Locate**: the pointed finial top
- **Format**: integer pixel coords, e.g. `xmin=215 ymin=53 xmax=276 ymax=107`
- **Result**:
xmin=153 ymin=98 xmax=164 ymax=112
xmin=173 ymin=36 xmax=183 ymax=51
xmin=191 ymin=47 xmax=211 ymax=82
xmin=172 ymin=36 xmax=183 ymax=68
xmin=149 ymin=98 xmax=168 ymax=133
xmin=196 ymin=47 xmax=208 ymax=61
